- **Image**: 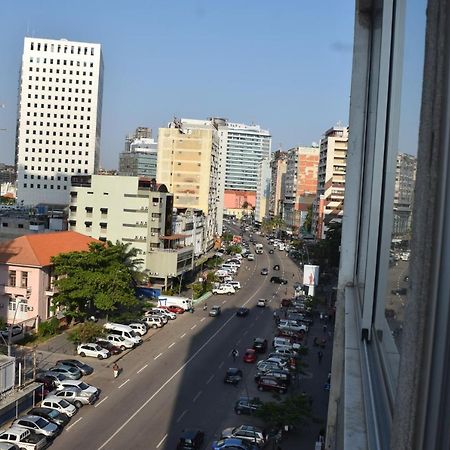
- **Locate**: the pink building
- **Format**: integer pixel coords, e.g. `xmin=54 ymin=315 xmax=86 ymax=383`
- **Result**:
xmin=0 ymin=231 xmax=97 ymax=324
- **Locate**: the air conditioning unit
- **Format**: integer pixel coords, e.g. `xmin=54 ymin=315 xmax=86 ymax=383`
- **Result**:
xmin=151 ymin=233 xmax=155 ymax=236
xmin=27 ymin=306 xmax=34 ymax=312
xmin=153 ymin=203 xmax=158 ymax=206
xmin=151 ymin=218 xmax=155 ymax=221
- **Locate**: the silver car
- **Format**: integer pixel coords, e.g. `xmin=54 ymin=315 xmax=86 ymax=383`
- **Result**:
xmin=51 ymin=386 xmax=97 ymax=408
xmin=12 ymin=415 xmax=60 ymax=439
xmin=221 ymin=425 xmax=266 ymax=447
xmin=48 ymin=364 xmax=82 ymax=380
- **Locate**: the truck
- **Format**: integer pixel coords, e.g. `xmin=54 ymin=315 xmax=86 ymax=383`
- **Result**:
xmin=157 ymin=295 xmax=192 ymax=311
xmin=255 ymin=243 xmax=264 ymax=254
xmin=0 ymin=426 xmax=48 ymax=450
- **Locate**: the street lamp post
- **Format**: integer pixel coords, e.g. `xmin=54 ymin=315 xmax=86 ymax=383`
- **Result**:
xmin=8 ymin=298 xmax=26 ymax=357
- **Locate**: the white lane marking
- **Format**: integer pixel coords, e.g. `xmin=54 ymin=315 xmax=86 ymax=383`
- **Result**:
xmin=176 ymin=409 xmax=188 ymax=423
xmin=97 ymin=276 xmax=269 ymax=450
xmin=137 ymin=364 xmax=148 ymax=374
xmin=118 ymin=379 xmax=130 ymax=389
xmin=180 ymin=333 xmax=186 ymax=338
xmin=67 ymin=417 xmax=83 ymax=430
xmin=236 ymin=338 xmax=241 ymax=344
xmin=191 ymin=324 xmax=197 ymax=330
xmin=94 ymin=396 xmax=109 ymax=408
xmin=168 ymin=342 xmax=176 ymax=349
xmin=154 ymin=352 xmax=163 ymax=360
xmin=243 ymin=330 xmax=248 ymax=336
xmin=222 ymin=300 xmax=227 ymax=305
xmin=200 ymin=317 xmax=206 ymax=322
xmin=193 ymin=390 xmax=202 ymax=403
xmin=206 ymin=374 xmax=215 ymax=384
xmin=156 ymin=434 xmax=168 ymax=448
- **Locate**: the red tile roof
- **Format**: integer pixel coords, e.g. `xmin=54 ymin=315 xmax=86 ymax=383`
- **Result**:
xmin=0 ymin=231 xmax=99 ymax=267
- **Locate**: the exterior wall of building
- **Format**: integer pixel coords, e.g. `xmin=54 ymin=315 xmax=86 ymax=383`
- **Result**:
xmin=157 ymin=119 xmax=221 ymax=248
xmin=255 ymin=158 xmax=271 ymax=223
xmin=173 ymin=211 xmax=205 ymax=257
xmin=15 ymin=37 xmax=103 ymax=206
xmin=269 ymin=152 xmax=287 ymax=217
xmin=313 ymin=126 xmax=348 ymax=239
xmin=224 ymin=190 xmax=256 ymax=211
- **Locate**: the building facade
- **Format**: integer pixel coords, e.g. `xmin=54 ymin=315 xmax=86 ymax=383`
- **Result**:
xmin=172 ymin=209 xmax=205 ymax=257
xmin=282 ymin=146 xmax=319 ymax=232
xmin=255 ymin=158 xmax=271 ymax=224
xmin=269 ymin=150 xmax=287 ymax=218
xmin=313 ymin=126 xmax=348 ymax=239
xmin=68 ymin=174 xmax=193 ymax=289
xmin=157 ymin=118 xmax=222 ymax=248
xmin=119 ymin=127 xmax=158 ymax=178
xmin=393 ymin=153 xmax=417 ymax=237
xmin=15 ymin=37 xmax=103 ymax=207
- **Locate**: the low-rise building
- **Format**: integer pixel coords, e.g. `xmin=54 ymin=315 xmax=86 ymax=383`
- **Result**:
xmin=172 ymin=209 xmax=205 ymax=257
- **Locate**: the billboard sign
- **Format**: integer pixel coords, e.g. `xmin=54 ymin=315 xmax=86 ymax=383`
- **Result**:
xmin=303 ymin=265 xmax=319 ymax=286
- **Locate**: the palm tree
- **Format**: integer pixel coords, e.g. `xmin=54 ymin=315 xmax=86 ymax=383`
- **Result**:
xmin=112 ymin=241 xmax=145 ymax=285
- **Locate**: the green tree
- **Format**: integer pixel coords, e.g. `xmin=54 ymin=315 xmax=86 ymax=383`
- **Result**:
xmin=302 ymin=205 xmax=313 ymax=233
xmin=256 ymin=394 xmax=312 ymax=429
xmin=222 ymin=232 xmax=233 ymax=243
xmin=51 ymin=242 xmax=138 ymax=320
xmin=112 ymin=241 xmax=145 ymax=285
xmin=68 ymin=322 xmax=105 ymax=345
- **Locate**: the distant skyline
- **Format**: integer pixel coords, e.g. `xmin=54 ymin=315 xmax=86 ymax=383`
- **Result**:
xmin=0 ymin=1 xmax=422 ymax=170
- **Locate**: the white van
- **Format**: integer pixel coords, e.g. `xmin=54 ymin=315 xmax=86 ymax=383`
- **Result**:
xmin=104 ymin=323 xmax=143 ymax=345
xmin=157 ymin=295 xmax=192 ymax=311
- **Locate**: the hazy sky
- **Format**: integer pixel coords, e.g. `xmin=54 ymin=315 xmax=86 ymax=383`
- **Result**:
xmin=0 ymin=0 xmax=356 ymax=168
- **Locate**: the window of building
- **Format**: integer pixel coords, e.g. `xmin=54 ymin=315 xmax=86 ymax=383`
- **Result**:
xmin=8 ymin=270 xmax=16 ymax=287
xmin=20 ymin=272 xmax=28 ymax=288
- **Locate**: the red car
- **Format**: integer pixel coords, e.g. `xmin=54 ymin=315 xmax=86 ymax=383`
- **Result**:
xmin=160 ymin=305 xmax=184 ymax=314
xmin=243 ymin=349 xmax=257 ymax=363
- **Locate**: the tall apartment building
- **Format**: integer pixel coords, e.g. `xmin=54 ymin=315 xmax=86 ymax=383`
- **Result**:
xmin=68 ymin=174 xmax=193 ymax=289
xmin=218 ymin=121 xmax=271 ymax=216
xmin=313 ymin=126 xmax=348 ymax=239
xmin=269 ymin=150 xmax=287 ymax=218
xmin=283 ymin=146 xmax=319 ymax=231
xmin=15 ymin=37 xmax=103 ymax=206
xmin=393 ymin=153 xmax=417 ymax=237
xmin=255 ymin=158 xmax=271 ymax=224
xmin=157 ymin=118 xmax=222 ymax=247
xmin=119 ymin=127 xmax=158 ymax=178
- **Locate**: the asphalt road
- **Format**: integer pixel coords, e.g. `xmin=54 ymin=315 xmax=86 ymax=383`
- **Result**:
xmin=50 ymin=233 xmax=299 ymax=450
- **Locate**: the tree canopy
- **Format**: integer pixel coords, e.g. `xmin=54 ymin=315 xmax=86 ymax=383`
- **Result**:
xmin=51 ymin=241 xmax=138 ymax=320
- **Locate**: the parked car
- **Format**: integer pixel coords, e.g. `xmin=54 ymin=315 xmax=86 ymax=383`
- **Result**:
xmin=40 ymin=372 xmax=66 ymax=386
xmin=56 ymin=379 xmax=99 ymax=398
xmin=227 ymin=281 xmax=241 ymax=290
xmin=160 ymin=305 xmax=184 ymax=314
xmin=257 ymin=298 xmax=267 ymax=307
xmin=27 ymin=407 xmax=70 ymax=427
xmin=212 ymin=438 xmax=257 ymax=450
xmin=270 ymin=276 xmax=287 ymax=284
xmin=40 ymin=396 xmax=77 ymax=417
xmin=209 ymin=306 xmax=222 ymax=317
xmin=0 ymin=325 xmax=23 ymax=339
xmin=51 ymin=386 xmax=98 ymax=408
xmin=12 ymin=415 xmax=60 ymax=439
xmin=247 ymin=254 xmax=255 ymax=261
xmin=260 ymin=268 xmax=269 ymax=275
xmin=0 ymin=427 xmax=47 ymax=450
xmin=273 ymin=347 xmax=297 ymax=358
xmin=255 ymin=369 xmax=291 ymax=386
xmin=55 ymin=359 xmax=94 ymax=376
xmin=243 ymin=349 xmax=257 ymax=363
xmin=48 ymin=365 xmax=81 ymax=380
xmin=142 ymin=316 xmax=164 ymax=329
xmin=236 ymin=307 xmax=250 ymax=317
xmin=278 ymin=320 xmax=308 ymax=333
xmin=34 ymin=376 xmax=56 ymax=399
xmin=224 ymin=368 xmax=243 ymax=385
xmin=220 ymin=425 xmax=266 ymax=447
xmin=145 ymin=311 xmax=169 ymax=324
xmin=127 ymin=322 xmax=148 ymax=336
xmin=234 ymin=397 xmax=262 ymax=415
xmin=95 ymin=340 xmax=122 ymax=355
xmin=105 ymin=334 xmax=134 ymax=350
xmin=256 ymin=361 xmax=283 ymax=373
xmin=151 ymin=308 xmax=177 ymax=320
xmin=176 ymin=429 xmax=204 ymax=450
xmin=77 ymin=343 xmax=110 ymax=359
xmin=212 ymin=285 xmax=236 ymax=295
xmin=273 ymin=337 xmax=301 ymax=351
xmin=256 ymin=376 xmax=287 ymax=394
xmin=253 ymin=338 xmax=268 ymax=353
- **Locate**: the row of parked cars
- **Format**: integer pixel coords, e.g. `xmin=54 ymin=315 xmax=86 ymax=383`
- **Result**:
xmin=0 ymin=359 xmax=99 ymax=449
xmin=213 ymin=254 xmax=244 ymax=295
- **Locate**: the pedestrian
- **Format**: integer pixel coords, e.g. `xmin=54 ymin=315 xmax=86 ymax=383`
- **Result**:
xmin=320 ymin=312 xmax=324 ymax=322
xmin=232 ymin=348 xmax=239 ymax=361
xmin=112 ymin=362 xmax=120 ymax=378
xmin=323 ymin=324 xmax=328 ymax=333
xmin=203 ymin=303 xmax=208 ymax=311
xmin=318 ymin=350 xmax=323 ymax=364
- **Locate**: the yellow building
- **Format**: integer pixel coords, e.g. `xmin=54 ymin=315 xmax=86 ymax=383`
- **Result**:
xmin=157 ymin=118 xmax=222 ymax=250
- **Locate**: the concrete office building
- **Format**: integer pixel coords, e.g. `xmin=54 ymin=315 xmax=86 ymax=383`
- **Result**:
xmin=393 ymin=153 xmax=417 ymax=237
xmin=255 ymin=158 xmax=271 ymax=224
xmin=68 ymin=174 xmax=193 ymax=289
xmin=269 ymin=150 xmax=287 ymax=218
xmin=15 ymin=37 xmax=103 ymax=206
xmin=119 ymin=127 xmax=158 ymax=178
xmin=157 ymin=118 xmax=222 ymax=247
xmin=218 ymin=121 xmax=271 ymax=216
xmin=313 ymin=126 xmax=348 ymax=239
xmin=283 ymin=146 xmax=319 ymax=232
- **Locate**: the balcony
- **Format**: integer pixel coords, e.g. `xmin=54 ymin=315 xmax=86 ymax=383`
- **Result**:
xmin=1 ymin=284 xmax=31 ymax=297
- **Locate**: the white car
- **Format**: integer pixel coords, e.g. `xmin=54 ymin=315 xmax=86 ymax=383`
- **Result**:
xmin=105 ymin=334 xmax=134 ymax=350
xmin=227 ymin=281 xmax=241 ymax=290
xmin=128 ymin=322 xmax=147 ymax=336
xmin=56 ymin=379 xmax=99 ymax=397
xmin=212 ymin=285 xmax=236 ymax=295
xmin=151 ymin=308 xmax=177 ymax=320
xmin=77 ymin=343 xmax=110 ymax=359
xmin=143 ymin=316 xmax=164 ymax=328
xmin=257 ymin=298 xmax=267 ymax=307
xmin=41 ymin=396 xmax=78 ymax=417
xmin=247 ymin=254 xmax=255 ymax=261
xmin=278 ymin=320 xmax=308 ymax=333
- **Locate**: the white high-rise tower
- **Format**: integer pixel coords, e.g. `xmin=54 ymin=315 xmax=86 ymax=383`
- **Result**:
xmin=15 ymin=37 xmax=103 ymax=206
